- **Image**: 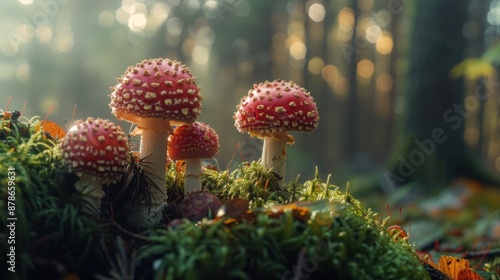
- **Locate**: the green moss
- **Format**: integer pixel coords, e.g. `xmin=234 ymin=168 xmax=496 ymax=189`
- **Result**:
xmin=202 ymin=161 xmax=288 ymax=207
xmin=0 ymin=118 xmax=126 ymax=279
xmin=137 ymin=204 xmax=429 ymax=280
xmin=1 ymin=117 xmax=430 ymax=280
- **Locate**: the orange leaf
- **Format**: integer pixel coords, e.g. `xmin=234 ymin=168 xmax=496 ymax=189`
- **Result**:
xmin=40 ymin=121 xmax=66 ymax=139
xmin=438 ymin=255 xmax=470 ymax=279
xmin=457 ymin=268 xmax=483 ymax=280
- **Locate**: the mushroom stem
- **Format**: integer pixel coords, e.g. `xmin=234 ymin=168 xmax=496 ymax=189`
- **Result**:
xmin=128 ymin=119 xmax=170 ymax=227
xmin=261 ymin=133 xmax=289 ymax=188
xmin=184 ymin=158 xmax=203 ymax=195
xmin=140 ymin=127 xmax=170 ymax=190
xmin=75 ymin=177 xmax=105 ymax=216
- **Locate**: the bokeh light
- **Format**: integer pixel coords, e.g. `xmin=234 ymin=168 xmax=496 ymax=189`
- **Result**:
xmin=308 ymin=3 xmax=325 ymax=22
xmin=130 ymin=2 xmax=147 ymax=15
xmin=357 ymin=59 xmax=374 ymax=79
xmin=308 ymin=57 xmax=324 ymax=75
xmin=16 ymin=63 xmax=30 ymax=82
xmin=115 ymin=7 xmax=130 ymax=24
xmin=365 ymin=25 xmax=382 ymax=43
xmin=192 ymin=44 xmax=210 ymax=65
xmin=18 ymin=0 xmax=33 ymax=5
xmin=289 ymin=41 xmax=307 ymax=60
xmin=376 ymin=73 xmax=393 ymax=92
xmin=322 ymin=64 xmax=349 ymax=96
xmin=166 ymin=17 xmax=183 ymax=36
xmin=376 ymin=33 xmax=393 ymax=54
xmin=182 ymin=37 xmax=196 ymax=57
xmin=337 ymin=7 xmax=355 ymax=41
xmin=98 ymin=11 xmax=115 ymax=28
xmin=152 ymin=2 xmax=170 ymax=21
xmin=202 ymin=1 xmax=219 ymax=19
xmin=338 ymin=7 xmax=355 ymax=31
xmin=487 ymin=7 xmax=500 ymax=25
xmin=195 ymin=26 xmax=215 ymax=46
xmin=128 ymin=14 xmax=147 ymax=32
xmin=53 ymin=36 xmax=73 ymax=53
xmin=36 ymin=25 xmax=53 ymax=43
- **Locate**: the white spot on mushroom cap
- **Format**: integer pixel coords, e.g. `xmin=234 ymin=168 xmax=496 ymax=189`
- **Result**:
xmin=145 ymin=92 xmax=157 ymax=99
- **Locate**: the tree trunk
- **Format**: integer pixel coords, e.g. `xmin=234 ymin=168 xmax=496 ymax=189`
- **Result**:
xmin=345 ymin=0 xmax=359 ymax=160
xmin=382 ymin=0 xmax=500 ymax=193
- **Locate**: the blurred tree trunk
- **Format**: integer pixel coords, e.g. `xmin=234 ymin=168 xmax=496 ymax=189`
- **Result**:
xmin=470 ymin=1 xmax=490 ymax=157
xmin=345 ymin=0 xmax=359 ymax=160
xmin=382 ymin=0 xmax=500 ymax=193
xmin=386 ymin=1 xmax=401 ymax=153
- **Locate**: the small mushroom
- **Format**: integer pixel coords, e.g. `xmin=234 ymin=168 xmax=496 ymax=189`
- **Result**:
xmin=233 ymin=80 xmax=319 ymax=187
xmin=109 ymin=58 xmax=202 ymax=228
xmin=168 ymin=121 xmax=219 ymax=195
xmin=60 ymin=117 xmax=129 ymax=215
xmin=179 ymin=190 xmax=223 ymax=222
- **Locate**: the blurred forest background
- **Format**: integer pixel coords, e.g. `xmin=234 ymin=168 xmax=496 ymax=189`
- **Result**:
xmin=1 ymin=0 xmax=500 ymax=195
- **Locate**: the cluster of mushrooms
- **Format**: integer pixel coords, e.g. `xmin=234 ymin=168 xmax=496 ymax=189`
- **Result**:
xmin=57 ymin=58 xmax=319 ymax=229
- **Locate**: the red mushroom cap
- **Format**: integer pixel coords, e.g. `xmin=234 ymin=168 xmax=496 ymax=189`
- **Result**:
xmin=168 ymin=121 xmax=219 ymax=160
xmin=109 ymin=58 xmax=202 ymax=125
xmin=233 ymin=80 xmax=319 ymax=138
xmin=60 ymin=117 xmax=129 ymax=184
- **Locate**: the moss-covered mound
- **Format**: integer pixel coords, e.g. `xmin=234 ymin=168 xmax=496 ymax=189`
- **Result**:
xmin=138 ymin=203 xmax=428 ymax=280
xmin=1 ymin=116 xmax=429 ymax=280
xmin=0 ymin=116 xmax=121 ymax=279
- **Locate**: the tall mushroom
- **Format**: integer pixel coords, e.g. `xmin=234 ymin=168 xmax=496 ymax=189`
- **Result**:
xmin=168 ymin=121 xmax=219 ymax=195
xmin=109 ymin=58 xmax=202 ymax=227
xmin=233 ymin=80 xmax=319 ymax=187
xmin=60 ymin=117 xmax=129 ymax=215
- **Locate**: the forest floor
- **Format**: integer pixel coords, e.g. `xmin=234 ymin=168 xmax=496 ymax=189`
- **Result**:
xmin=358 ymin=178 xmax=500 ymax=275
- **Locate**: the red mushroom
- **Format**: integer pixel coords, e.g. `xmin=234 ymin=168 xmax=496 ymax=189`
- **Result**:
xmin=234 ymin=80 xmax=319 ymax=187
xmin=168 ymin=121 xmax=219 ymax=195
xmin=109 ymin=58 xmax=202 ymax=227
xmin=60 ymin=117 xmax=129 ymax=215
